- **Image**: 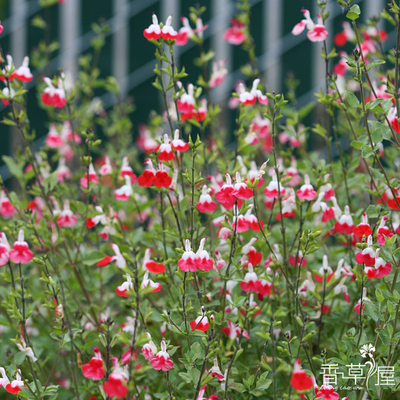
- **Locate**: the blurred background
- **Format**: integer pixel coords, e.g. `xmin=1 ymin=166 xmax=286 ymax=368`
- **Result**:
xmin=0 ymin=0 xmax=394 ymax=181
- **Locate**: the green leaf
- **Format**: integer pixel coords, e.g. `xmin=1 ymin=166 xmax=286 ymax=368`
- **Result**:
xmin=369 ymin=121 xmax=391 ymax=142
xmin=345 ymin=91 xmax=360 ymax=108
xmin=363 ymin=301 xmax=380 ymax=322
xmin=2 ymin=156 xmax=23 ymax=178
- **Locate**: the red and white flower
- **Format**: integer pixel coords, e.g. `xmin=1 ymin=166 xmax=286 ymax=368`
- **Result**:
xmin=103 ymin=363 xmax=128 ymax=399
xmin=223 ymin=18 xmax=246 ymax=45
xmin=12 ymin=56 xmax=33 ymax=82
xmin=178 ymin=239 xmax=197 ymax=272
xmin=142 ymin=271 xmax=161 ymax=293
xmin=0 ymin=233 xmax=10 ymax=267
xmin=143 ymin=14 xmax=161 ymax=40
xmin=158 ymin=133 xmax=174 ymax=161
xmin=9 ymin=229 xmax=33 ymax=264
xmin=334 ymin=205 xmax=354 ymax=235
xmin=80 ymin=163 xmax=99 ymax=188
xmin=0 ymin=191 xmax=15 ymax=217
xmin=296 ymin=174 xmax=317 ymax=200
xmin=57 ymin=200 xmax=78 ymax=228
xmin=353 ymin=212 xmax=372 ymax=238
xmin=292 ymin=9 xmax=328 ymax=42
xmin=232 ymin=171 xmax=253 ymax=199
xmin=377 ymin=216 xmax=394 ymax=245
xmin=171 ymin=129 xmax=189 ymax=152
xmin=42 ymin=77 xmax=66 ymax=108
xmin=99 ymin=156 xmax=113 ymax=176
xmin=97 ymin=243 xmax=126 ymax=269
xmin=222 ymin=320 xmax=249 ymax=340
xmin=365 ymin=249 xmax=391 ymax=279
xmin=355 ymin=235 xmax=375 ymax=267
xmin=150 ymin=340 xmax=174 ymax=371
xmin=82 ymin=347 xmax=105 ymax=380
xmin=240 ymin=263 xmax=260 ymax=292
xmin=4 ymin=369 xmax=25 ymax=394
xmin=290 ymin=359 xmax=314 ymax=391
xmin=116 ymin=273 xmax=133 ymax=297
xmin=190 ymin=314 xmax=210 ymax=332
xmin=209 ymin=60 xmax=228 ymax=88
xmin=114 ymin=175 xmax=132 ymax=201
xmin=197 ymin=185 xmax=217 ymax=213
xmin=264 ymin=172 xmax=285 ymax=199
xmin=142 ymin=333 xmax=158 ymax=361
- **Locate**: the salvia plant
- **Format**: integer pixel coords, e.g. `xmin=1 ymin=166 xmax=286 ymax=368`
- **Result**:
xmin=2 ymin=0 xmax=400 ymax=399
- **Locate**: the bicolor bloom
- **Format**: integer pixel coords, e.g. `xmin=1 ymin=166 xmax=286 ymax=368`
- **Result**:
xmin=314 ymin=255 xmax=334 ymax=283
xmin=142 ymin=271 xmax=161 ymax=292
xmin=215 ymin=173 xmax=238 ymax=209
xmin=97 ymin=243 xmax=126 ymax=269
xmin=119 ymin=156 xmax=136 ymax=183
xmin=353 ymin=213 xmax=372 ymax=238
xmin=143 ymin=14 xmax=161 ymax=40
xmin=377 ymin=216 xmax=394 ymax=245
xmin=0 ymin=191 xmax=15 ymax=217
xmin=240 ymin=263 xmax=260 ymax=292
xmin=292 ymin=9 xmax=328 ymax=42
xmin=153 ymin=163 xmax=172 ymax=188
xmin=334 ymin=205 xmax=354 ymax=235
xmin=209 ymin=60 xmax=228 ymax=88
xmin=171 ymin=129 xmax=189 ymax=152
xmin=114 ymin=175 xmax=133 ymax=201
xmin=138 ymin=159 xmax=156 ymax=187
xmin=354 ymin=287 xmax=369 ymax=315
xmin=365 ymin=249 xmax=391 ymax=279
xmin=195 ymin=238 xmax=214 ymax=271
xmin=209 ymin=358 xmax=225 ymax=382
xmin=222 ymin=320 xmax=250 ymax=340
xmin=238 ymin=79 xmax=267 ymax=105
xmin=12 ymin=56 xmax=33 ymax=82
xmin=178 ymin=239 xmax=197 ymax=272
xmin=190 ymin=314 xmax=210 ymax=332
xmin=142 ymin=248 xmax=166 ymax=274
xmin=57 ymin=157 xmax=72 ymax=182
xmin=1 ymin=86 xmax=15 ymax=106
xmin=86 ymin=206 xmax=107 ymax=229
xmin=264 ymin=172 xmax=285 ymax=199
xmin=142 ymin=333 xmax=158 ymax=361
xmin=197 ymin=186 xmax=217 ymax=213
xmin=99 ymin=156 xmax=113 ymax=176
xmin=296 ymin=174 xmax=317 ymax=200
xmin=80 ymin=163 xmax=99 ymax=188
xmin=0 ymin=233 xmax=10 ymax=267
xmin=355 ymin=235 xmax=375 ymax=267
xmin=116 ymin=273 xmax=133 ymax=297
xmin=160 ymin=15 xmax=178 ymax=40
xmin=334 ymin=21 xmax=355 ymax=46
xmin=242 ymin=238 xmax=262 ymax=265
xmin=42 ymin=77 xmax=66 ymax=108
xmin=9 ymin=230 xmax=33 ymax=264
xmin=196 ymin=384 xmax=218 ymax=400
xmin=82 ymin=347 xmax=105 ymax=380
xmin=103 ymin=364 xmax=128 ymax=399
xmin=290 ymin=359 xmax=314 ymax=391
xmin=158 ymin=134 xmax=174 ymax=161
xmin=150 ymin=340 xmax=174 ymax=371
xmin=315 ymin=385 xmax=339 ymax=400
xmin=334 ymin=276 xmax=351 ymax=303
xmin=177 ymin=83 xmax=195 ymax=116
xmin=57 ymin=200 xmax=78 ymax=228
xmin=276 ymin=189 xmax=296 ymax=221
xmin=4 ymin=369 xmax=25 ymax=394
xmin=223 ymin=18 xmax=246 ymax=45
xmin=232 ymin=171 xmax=253 ymax=199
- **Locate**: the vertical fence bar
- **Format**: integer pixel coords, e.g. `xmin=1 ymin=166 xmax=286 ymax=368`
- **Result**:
xmin=113 ymin=0 xmax=129 ymax=96
xmin=211 ymin=0 xmax=231 ymax=129
xmin=60 ymin=0 xmax=81 ymax=83
xmin=264 ymin=0 xmax=282 ymax=92
xmin=10 ymin=0 xmax=27 ymax=156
